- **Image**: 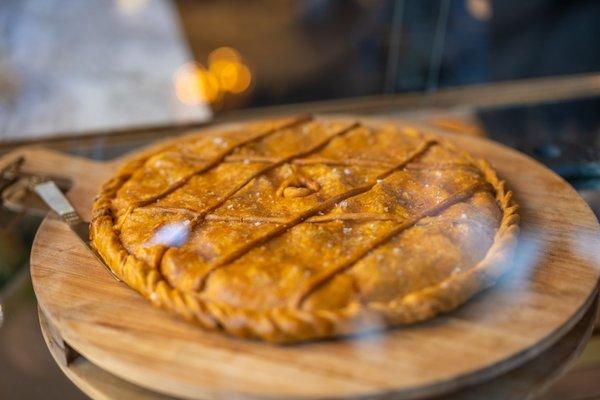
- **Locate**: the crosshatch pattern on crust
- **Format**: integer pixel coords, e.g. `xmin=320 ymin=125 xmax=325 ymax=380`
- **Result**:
xmin=91 ymin=116 xmax=519 ymax=343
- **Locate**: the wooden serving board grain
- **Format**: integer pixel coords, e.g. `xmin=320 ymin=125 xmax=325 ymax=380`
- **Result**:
xmin=36 ymin=299 xmax=600 ymax=400
xmin=11 ymin=117 xmax=600 ymax=399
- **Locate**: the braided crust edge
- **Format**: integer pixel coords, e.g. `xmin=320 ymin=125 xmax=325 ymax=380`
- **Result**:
xmin=90 ymin=126 xmax=520 ymax=343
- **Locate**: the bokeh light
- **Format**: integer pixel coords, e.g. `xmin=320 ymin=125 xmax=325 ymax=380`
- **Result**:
xmin=174 ymin=46 xmax=252 ymax=106
xmin=174 ymin=62 xmax=220 ymax=105
xmin=208 ymin=46 xmax=241 ymax=65
xmin=218 ymin=62 xmax=252 ymax=93
xmin=209 ymin=46 xmax=252 ymax=95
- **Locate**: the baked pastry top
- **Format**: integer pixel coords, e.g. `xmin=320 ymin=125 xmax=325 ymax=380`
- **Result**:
xmin=91 ymin=116 xmax=519 ymax=343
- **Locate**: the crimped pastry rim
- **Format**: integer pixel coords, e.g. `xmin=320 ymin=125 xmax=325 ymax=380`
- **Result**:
xmin=90 ymin=118 xmax=520 ymax=343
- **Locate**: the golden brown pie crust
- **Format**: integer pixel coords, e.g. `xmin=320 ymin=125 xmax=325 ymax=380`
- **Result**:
xmin=91 ymin=116 xmax=519 ymax=343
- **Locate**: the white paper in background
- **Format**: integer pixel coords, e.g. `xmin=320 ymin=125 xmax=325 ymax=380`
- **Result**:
xmin=0 ymin=0 xmax=211 ymax=142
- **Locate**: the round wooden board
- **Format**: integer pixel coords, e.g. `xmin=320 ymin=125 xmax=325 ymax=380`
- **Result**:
xmin=36 ymin=299 xmax=600 ymax=400
xmin=19 ymin=116 xmax=600 ymax=399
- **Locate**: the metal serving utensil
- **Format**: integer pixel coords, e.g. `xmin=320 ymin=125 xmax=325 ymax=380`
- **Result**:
xmin=33 ymin=180 xmax=122 ymax=282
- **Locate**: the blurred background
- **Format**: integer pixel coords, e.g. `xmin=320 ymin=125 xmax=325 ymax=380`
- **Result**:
xmin=1 ymin=0 xmax=600 ymax=398
xmin=175 ymin=0 xmax=600 ymax=107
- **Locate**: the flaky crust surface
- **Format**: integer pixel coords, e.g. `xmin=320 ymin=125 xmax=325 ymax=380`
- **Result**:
xmin=91 ymin=116 xmax=519 ymax=343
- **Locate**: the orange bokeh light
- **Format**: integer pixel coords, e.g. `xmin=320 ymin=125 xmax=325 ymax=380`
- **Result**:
xmin=174 ymin=62 xmax=220 ymax=105
xmin=174 ymin=47 xmax=252 ymax=106
xmin=208 ymin=46 xmax=241 ymax=65
xmin=213 ymin=61 xmax=252 ymax=94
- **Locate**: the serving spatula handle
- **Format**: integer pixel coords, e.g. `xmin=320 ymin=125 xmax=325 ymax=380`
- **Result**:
xmin=32 ymin=180 xmax=122 ymax=282
xmin=33 ymin=181 xmax=80 ymax=224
